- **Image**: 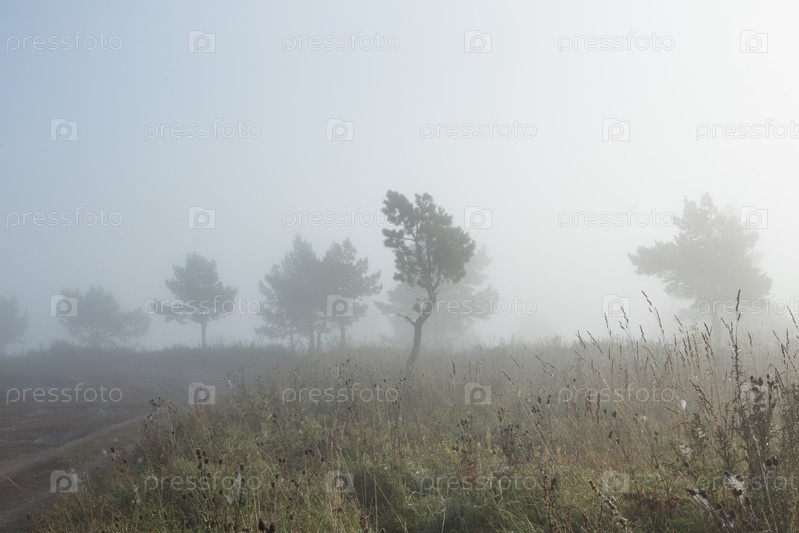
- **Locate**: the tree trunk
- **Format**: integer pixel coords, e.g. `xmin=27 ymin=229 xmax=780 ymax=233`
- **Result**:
xmin=406 ymin=321 xmax=423 ymax=370
xmin=405 ymin=298 xmax=435 ymax=371
xmin=201 ymin=321 xmax=207 ymax=349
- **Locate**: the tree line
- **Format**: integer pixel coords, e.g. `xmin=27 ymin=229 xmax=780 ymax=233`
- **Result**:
xmin=0 ymin=192 xmax=775 ymax=368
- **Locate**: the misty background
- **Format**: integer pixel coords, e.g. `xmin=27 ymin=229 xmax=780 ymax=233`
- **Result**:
xmin=2 ymin=1 xmax=795 ymax=352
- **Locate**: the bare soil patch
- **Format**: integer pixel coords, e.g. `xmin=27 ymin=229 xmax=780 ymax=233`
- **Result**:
xmin=0 ymin=349 xmax=280 ymax=532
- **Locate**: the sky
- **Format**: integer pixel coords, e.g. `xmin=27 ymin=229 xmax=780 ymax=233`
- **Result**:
xmin=2 ymin=1 xmax=798 ymax=351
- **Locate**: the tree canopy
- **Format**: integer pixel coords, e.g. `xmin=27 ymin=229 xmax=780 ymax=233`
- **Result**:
xmin=57 ymin=286 xmax=148 ymax=348
xmin=322 ymin=238 xmax=382 ymax=348
xmin=629 ymin=193 xmax=772 ymax=326
xmin=258 ymin=236 xmax=380 ymax=352
xmin=160 ymin=253 xmax=238 ymax=348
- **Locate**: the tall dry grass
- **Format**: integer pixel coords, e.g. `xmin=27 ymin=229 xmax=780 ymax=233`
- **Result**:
xmin=26 ymin=297 xmax=799 ymax=531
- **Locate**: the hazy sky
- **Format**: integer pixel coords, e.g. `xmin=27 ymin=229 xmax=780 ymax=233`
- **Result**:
xmin=2 ymin=1 xmax=797 ymax=350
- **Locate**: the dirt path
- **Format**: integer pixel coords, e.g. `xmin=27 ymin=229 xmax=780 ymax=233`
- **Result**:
xmin=0 ymin=349 xmax=279 ymax=532
xmin=0 ymin=413 xmax=144 ymax=532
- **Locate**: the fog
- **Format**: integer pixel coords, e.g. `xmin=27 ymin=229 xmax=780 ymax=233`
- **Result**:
xmin=2 ymin=0 xmax=796 ymax=351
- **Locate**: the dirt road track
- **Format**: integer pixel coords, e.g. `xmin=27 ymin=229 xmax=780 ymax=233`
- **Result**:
xmin=0 ymin=348 xmax=280 ymax=532
xmin=0 ymin=414 xmax=144 ymax=532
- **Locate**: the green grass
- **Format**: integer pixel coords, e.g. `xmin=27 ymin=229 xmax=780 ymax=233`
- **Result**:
xmin=27 ymin=314 xmax=799 ymax=532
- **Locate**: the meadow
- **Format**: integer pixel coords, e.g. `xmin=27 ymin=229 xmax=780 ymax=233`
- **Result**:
xmin=19 ymin=307 xmax=799 ymax=532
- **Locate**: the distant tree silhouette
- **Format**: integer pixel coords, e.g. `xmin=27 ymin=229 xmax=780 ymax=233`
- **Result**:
xmin=160 ymin=253 xmax=237 ymax=348
xmin=57 ymin=287 xmax=148 ymax=348
xmin=321 ymin=238 xmax=381 ymax=349
xmin=629 ymin=193 xmax=772 ymax=334
xmin=258 ymin=236 xmax=380 ymax=352
xmin=381 ymin=191 xmax=475 ymax=369
xmin=0 ymin=295 xmax=27 ymax=354
xmin=258 ymin=236 xmax=323 ymax=353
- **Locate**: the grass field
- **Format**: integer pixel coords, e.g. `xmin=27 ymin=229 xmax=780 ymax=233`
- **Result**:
xmin=18 ymin=311 xmax=799 ymax=532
